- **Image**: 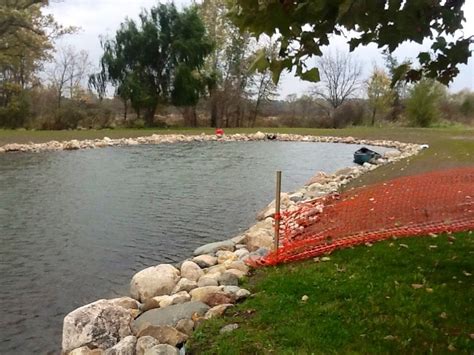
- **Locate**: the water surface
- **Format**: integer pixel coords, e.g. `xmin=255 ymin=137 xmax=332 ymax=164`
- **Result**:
xmin=0 ymin=141 xmax=388 ymax=353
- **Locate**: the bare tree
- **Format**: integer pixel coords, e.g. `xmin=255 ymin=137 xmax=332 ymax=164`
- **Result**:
xmin=313 ymin=50 xmax=362 ymax=127
xmin=49 ymin=46 xmax=91 ymax=107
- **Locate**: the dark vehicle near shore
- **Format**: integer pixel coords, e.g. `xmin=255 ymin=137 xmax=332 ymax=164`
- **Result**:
xmin=353 ymin=147 xmax=381 ymax=165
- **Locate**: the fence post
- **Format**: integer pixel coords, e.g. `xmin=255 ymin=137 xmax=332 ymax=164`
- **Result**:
xmin=274 ymin=171 xmax=282 ymax=252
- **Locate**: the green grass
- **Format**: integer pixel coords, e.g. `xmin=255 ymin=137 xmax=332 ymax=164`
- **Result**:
xmin=189 ymin=233 xmax=473 ymax=354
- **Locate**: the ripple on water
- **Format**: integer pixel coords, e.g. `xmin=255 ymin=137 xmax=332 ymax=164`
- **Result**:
xmin=0 ymin=141 xmax=390 ymax=353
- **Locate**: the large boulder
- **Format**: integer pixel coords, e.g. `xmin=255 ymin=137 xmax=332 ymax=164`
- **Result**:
xmin=62 ymin=299 xmax=133 ymax=352
xmin=137 ymin=325 xmax=187 ymax=347
xmin=133 ymin=301 xmax=209 ymax=330
xmin=245 ymin=229 xmax=274 ymax=252
xmin=180 ymin=261 xmax=204 ymax=282
xmin=104 ymin=335 xmax=137 ymax=355
xmin=130 ymin=264 xmax=180 ymax=302
xmin=193 ymin=240 xmax=235 ymax=256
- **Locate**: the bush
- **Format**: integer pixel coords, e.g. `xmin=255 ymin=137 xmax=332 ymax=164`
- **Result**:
xmin=406 ymin=79 xmax=445 ymax=127
xmin=0 ymin=88 xmax=31 ymax=128
xmin=332 ymin=101 xmax=366 ymax=128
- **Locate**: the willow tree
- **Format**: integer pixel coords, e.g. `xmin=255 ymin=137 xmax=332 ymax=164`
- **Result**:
xmin=96 ymin=4 xmax=212 ymax=126
xmin=230 ymin=1 xmax=472 ymax=86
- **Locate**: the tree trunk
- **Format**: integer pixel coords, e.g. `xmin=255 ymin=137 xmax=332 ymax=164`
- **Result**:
xmin=371 ymin=108 xmax=376 ymax=126
xmin=182 ymin=106 xmax=198 ymax=127
xmin=143 ymin=106 xmax=156 ymax=127
xmin=210 ymin=91 xmax=218 ymax=128
xmin=123 ymin=100 xmax=128 ymax=121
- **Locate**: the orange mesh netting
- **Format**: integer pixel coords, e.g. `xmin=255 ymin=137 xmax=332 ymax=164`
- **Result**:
xmin=256 ymin=167 xmax=474 ymax=266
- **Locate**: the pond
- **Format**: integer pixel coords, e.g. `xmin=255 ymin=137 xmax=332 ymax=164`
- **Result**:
xmin=0 ymin=141 xmax=389 ymax=353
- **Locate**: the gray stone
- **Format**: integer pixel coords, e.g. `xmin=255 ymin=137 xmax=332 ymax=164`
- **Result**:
xmin=130 ymin=264 xmax=180 ymax=302
xmin=219 ymin=323 xmax=239 ymax=334
xmin=62 ymin=299 xmax=133 ymax=352
xmin=144 ymin=344 xmax=179 ymax=355
xmin=193 ymin=240 xmax=235 ymax=256
xmin=133 ymin=301 xmax=209 ymax=330
xmin=217 ymin=272 xmax=239 ymax=286
xmin=105 ymin=336 xmax=137 ymax=355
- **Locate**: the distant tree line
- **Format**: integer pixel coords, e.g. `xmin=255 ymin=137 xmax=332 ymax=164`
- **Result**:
xmin=0 ymin=0 xmax=473 ymax=130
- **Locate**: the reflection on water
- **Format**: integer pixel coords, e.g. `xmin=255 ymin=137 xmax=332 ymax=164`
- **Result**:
xmin=0 ymin=141 xmax=388 ymax=353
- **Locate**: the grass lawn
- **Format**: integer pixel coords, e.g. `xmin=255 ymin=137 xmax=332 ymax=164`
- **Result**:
xmin=188 ymin=233 xmax=473 ymax=354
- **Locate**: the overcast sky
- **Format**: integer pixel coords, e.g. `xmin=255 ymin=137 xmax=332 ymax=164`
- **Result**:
xmin=45 ymin=0 xmax=474 ymax=98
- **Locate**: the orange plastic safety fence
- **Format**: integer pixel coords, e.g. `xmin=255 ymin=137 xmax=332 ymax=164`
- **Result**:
xmin=256 ymin=167 xmax=474 ymax=266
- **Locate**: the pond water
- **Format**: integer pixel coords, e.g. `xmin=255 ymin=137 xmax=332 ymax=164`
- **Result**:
xmin=0 ymin=141 xmax=389 ymax=354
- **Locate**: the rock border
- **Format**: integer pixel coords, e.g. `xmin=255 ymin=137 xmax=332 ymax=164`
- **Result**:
xmin=52 ymin=132 xmax=424 ymax=354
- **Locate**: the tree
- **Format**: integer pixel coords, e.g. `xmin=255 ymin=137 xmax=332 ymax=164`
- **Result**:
xmin=312 ymin=50 xmax=362 ymax=127
xmin=248 ymin=43 xmax=279 ymax=127
xmin=230 ymin=1 xmax=473 ymax=85
xmin=96 ymin=4 xmax=212 ymax=126
xmin=406 ymin=79 xmax=446 ymax=127
xmin=49 ymin=46 xmax=91 ymax=108
xmin=366 ymin=68 xmax=394 ymax=126
xmin=200 ymin=0 xmax=256 ymax=128
xmin=0 ymin=0 xmax=73 ymax=127
xmin=383 ymin=51 xmax=410 ymax=121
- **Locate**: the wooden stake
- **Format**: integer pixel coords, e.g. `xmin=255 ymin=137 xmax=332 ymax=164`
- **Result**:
xmin=274 ymin=171 xmax=282 ymax=251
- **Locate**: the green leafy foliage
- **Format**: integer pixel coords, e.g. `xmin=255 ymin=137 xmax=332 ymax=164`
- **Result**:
xmin=406 ymin=79 xmax=446 ymax=127
xmin=96 ymin=4 xmax=212 ymax=126
xmin=230 ymin=0 xmax=473 ymax=85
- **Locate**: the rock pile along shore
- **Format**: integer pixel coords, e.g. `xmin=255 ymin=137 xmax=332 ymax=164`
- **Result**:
xmin=20 ymin=132 xmax=422 ymax=354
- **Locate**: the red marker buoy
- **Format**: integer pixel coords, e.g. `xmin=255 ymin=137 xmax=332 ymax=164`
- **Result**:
xmin=215 ymin=128 xmax=224 ymax=137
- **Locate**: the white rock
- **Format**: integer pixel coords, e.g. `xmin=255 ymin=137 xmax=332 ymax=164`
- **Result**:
xmin=225 ymin=269 xmax=247 ymax=279
xmin=105 ymin=335 xmax=137 ymax=355
xmin=172 ymin=278 xmax=198 ymax=294
xmin=227 ymin=260 xmax=249 ymax=273
xmin=144 ymin=344 xmax=179 ymax=355
xmin=69 ymin=346 xmax=104 ymax=355
xmin=197 ymin=274 xmax=220 ymax=287
xmin=192 ymin=254 xmax=217 ymax=268
xmin=180 ymin=261 xmax=204 ymax=282
xmin=205 ymin=304 xmax=234 ymax=319
xmin=64 ymin=140 xmax=81 ymax=150
xmin=234 ymin=249 xmax=250 ymax=260
xmin=235 ymin=288 xmax=251 ymax=301
xmin=62 ymin=299 xmax=133 ymax=352
xmin=245 ymin=229 xmax=274 ymax=252
xmin=216 ymin=250 xmax=237 ymax=264
xmin=130 ymin=264 xmax=180 ymax=302
xmin=384 ymin=150 xmax=401 ymax=158
xmin=254 ymin=131 xmax=266 ymax=140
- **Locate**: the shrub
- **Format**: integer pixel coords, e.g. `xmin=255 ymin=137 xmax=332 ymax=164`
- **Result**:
xmin=406 ymin=79 xmax=445 ymax=127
